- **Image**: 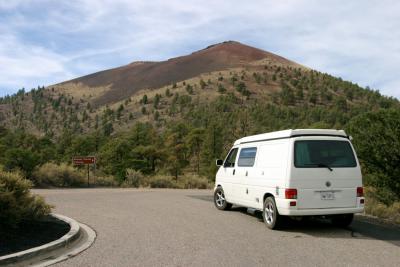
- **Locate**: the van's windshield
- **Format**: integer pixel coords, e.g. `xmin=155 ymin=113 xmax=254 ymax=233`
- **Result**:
xmin=294 ymin=140 xmax=357 ymax=168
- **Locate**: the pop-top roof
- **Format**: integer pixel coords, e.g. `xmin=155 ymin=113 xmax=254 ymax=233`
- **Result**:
xmin=234 ymin=129 xmax=348 ymax=145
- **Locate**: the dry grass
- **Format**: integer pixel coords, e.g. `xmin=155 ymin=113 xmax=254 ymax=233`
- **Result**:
xmin=51 ymin=82 xmax=111 ymax=100
xmin=364 ymin=187 xmax=400 ymax=224
xmin=119 ymin=170 xmax=212 ymax=189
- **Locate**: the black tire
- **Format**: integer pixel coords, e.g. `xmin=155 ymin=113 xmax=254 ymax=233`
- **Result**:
xmin=214 ymin=187 xmax=232 ymax=210
xmin=262 ymin=197 xmax=282 ymax=230
xmin=331 ymin=214 xmax=354 ymax=227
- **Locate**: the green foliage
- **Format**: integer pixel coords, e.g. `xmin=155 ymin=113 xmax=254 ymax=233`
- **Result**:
xmin=164 ymin=123 xmax=189 ymax=180
xmin=117 ymin=104 xmax=124 ymax=119
xmin=235 ymin=82 xmax=250 ymax=96
xmin=185 ymin=84 xmax=194 ymax=94
xmin=346 ymin=109 xmax=400 ymax=204
xmin=141 ymin=94 xmax=148 ymax=104
xmin=0 ymin=170 xmax=51 ymax=228
xmin=280 ymin=86 xmax=295 ymax=105
xmin=153 ymin=94 xmax=161 ymax=109
xmin=217 ymin=83 xmax=226 ymax=94
xmin=103 ymin=122 xmax=114 ymax=136
xmin=3 ymin=148 xmax=40 ymax=178
xmin=199 ymin=79 xmax=207 ymax=89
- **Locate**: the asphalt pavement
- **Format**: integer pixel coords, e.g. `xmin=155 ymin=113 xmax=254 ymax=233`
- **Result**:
xmin=34 ymin=189 xmax=400 ymax=267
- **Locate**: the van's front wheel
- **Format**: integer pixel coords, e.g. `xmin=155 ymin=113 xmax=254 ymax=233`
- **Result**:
xmin=263 ymin=197 xmax=282 ymax=229
xmin=214 ymin=187 xmax=232 ymax=210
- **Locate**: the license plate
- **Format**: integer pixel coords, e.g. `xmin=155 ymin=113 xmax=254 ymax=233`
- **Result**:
xmin=320 ymin=191 xmax=335 ymax=200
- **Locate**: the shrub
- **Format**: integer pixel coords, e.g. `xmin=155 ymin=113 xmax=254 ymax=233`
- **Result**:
xmin=0 ymin=170 xmax=52 ymax=228
xmin=178 ymin=175 xmax=211 ymax=189
xmin=346 ymin=109 xmax=400 ymax=204
xmin=146 ymin=175 xmax=211 ymax=189
xmin=94 ymin=174 xmax=118 ymax=187
xmin=364 ymin=187 xmax=400 ymax=223
xmin=121 ymin=169 xmax=144 ymax=187
xmin=32 ymin=163 xmax=85 ymax=187
xmin=149 ymin=176 xmax=176 ymax=188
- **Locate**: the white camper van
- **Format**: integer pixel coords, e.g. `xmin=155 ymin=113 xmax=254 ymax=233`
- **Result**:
xmin=214 ymin=129 xmax=364 ymax=229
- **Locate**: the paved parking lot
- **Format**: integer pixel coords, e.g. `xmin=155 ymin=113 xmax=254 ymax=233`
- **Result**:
xmin=35 ymin=189 xmax=400 ymax=267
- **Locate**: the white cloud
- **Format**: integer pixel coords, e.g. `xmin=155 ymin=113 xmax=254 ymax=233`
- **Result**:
xmin=0 ymin=34 xmax=74 ymax=92
xmin=0 ymin=0 xmax=399 ymax=99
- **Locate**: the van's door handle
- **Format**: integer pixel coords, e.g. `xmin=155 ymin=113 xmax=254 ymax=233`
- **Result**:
xmin=233 ymin=169 xmax=235 ymax=175
xmin=245 ymin=171 xmax=248 ymax=176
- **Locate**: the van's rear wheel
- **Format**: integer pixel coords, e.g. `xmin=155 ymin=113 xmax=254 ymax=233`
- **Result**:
xmin=214 ymin=187 xmax=232 ymax=210
xmin=263 ymin=197 xmax=282 ymax=230
xmin=331 ymin=214 xmax=354 ymax=227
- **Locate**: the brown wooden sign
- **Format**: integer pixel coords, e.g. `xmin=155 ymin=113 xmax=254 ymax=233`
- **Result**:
xmin=72 ymin=156 xmax=96 ymax=165
xmin=72 ymin=156 xmax=96 ymax=187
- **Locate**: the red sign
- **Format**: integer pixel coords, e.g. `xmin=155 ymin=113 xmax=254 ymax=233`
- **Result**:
xmin=72 ymin=156 xmax=96 ymax=165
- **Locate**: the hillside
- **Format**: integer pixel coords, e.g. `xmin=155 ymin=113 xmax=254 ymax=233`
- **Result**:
xmin=1 ymin=41 xmax=397 ymax=139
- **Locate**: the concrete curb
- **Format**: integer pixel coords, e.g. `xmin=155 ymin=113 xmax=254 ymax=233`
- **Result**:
xmin=35 ymin=222 xmax=97 ymax=267
xmin=0 ymin=213 xmax=80 ymax=266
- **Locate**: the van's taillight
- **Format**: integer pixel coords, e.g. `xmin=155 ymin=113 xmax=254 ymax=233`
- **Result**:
xmin=285 ymin=189 xmax=297 ymax=199
xmin=357 ymin=187 xmax=364 ymax=197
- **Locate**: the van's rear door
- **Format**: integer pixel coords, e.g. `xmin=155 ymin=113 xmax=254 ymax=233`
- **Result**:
xmin=289 ymin=139 xmax=361 ymax=209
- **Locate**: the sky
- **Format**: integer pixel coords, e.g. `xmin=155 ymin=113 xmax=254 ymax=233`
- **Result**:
xmin=0 ymin=0 xmax=399 ymax=99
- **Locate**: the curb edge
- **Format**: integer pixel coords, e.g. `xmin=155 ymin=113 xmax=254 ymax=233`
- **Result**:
xmin=0 ymin=213 xmax=80 ymax=265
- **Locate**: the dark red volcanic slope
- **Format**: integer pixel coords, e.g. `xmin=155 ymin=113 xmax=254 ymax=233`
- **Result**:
xmin=62 ymin=41 xmax=298 ymax=105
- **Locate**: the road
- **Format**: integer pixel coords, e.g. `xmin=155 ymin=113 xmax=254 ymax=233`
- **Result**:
xmin=35 ymin=189 xmax=400 ymax=267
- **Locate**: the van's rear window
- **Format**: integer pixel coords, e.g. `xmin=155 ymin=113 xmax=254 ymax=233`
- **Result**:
xmin=294 ymin=140 xmax=357 ymax=168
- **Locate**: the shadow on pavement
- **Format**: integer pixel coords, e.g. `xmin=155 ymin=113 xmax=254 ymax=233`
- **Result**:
xmin=188 ymin=194 xmax=400 ymax=247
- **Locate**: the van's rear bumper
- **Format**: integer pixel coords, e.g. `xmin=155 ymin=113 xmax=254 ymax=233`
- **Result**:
xmin=279 ymin=207 xmax=364 ymax=216
xmin=277 ymin=198 xmax=364 ymax=216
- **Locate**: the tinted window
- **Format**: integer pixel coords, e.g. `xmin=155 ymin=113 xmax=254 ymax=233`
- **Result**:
xmin=224 ymin=148 xmax=238 ymax=167
xmin=295 ymin=140 xmax=357 ymax=168
xmin=238 ymin=147 xmax=257 ymax=167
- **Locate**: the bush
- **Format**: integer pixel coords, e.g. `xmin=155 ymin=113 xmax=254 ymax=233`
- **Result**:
xmin=0 ymin=170 xmax=52 ymax=228
xmin=177 ymin=175 xmax=211 ymax=189
xmin=146 ymin=175 xmax=212 ymax=189
xmin=346 ymin=109 xmax=400 ymax=204
xmin=94 ymin=175 xmax=118 ymax=187
xmin=32 ymin=163 xmax=85 ymax=187
xmin=121 ymin=169 xmax=144 ymax=187
xmin=364 ymin=187 xmax=400 ymax=223
xmin=149 ymin=176 xmax=176 ymax=188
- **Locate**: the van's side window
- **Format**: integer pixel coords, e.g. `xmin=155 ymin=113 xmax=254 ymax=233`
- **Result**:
xmin=238 ymin=147 xmax=257 ymax=167
xmin=224 ymin=148 xmax=238 ymax=167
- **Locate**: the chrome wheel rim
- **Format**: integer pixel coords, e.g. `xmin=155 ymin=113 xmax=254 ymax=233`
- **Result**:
xmin=215 ymin=191 xmax=225 ymax=207
xmin=265 ymin=202 xmax=274 ymax=224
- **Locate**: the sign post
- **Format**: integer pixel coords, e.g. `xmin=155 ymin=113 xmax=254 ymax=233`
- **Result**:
xmin=72 ymin=156 xmax=96 ymax=187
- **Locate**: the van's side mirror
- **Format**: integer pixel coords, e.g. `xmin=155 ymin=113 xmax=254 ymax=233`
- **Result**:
xmin=349 ymin=135 xmax=353 ymax=141
xmin=216 ymin=159 xmax=223 ymax=166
